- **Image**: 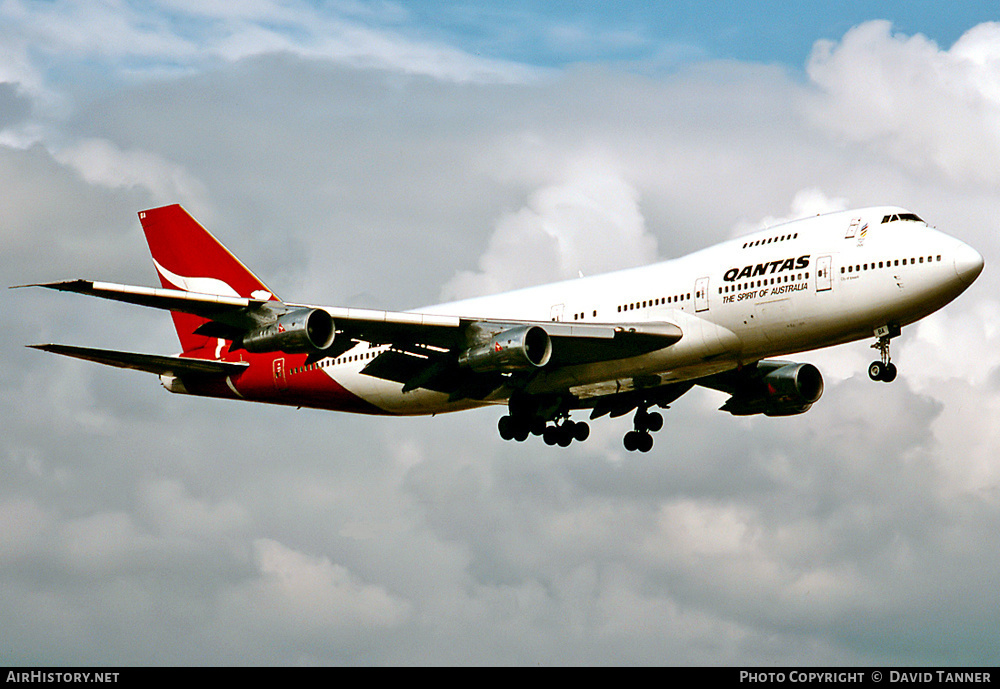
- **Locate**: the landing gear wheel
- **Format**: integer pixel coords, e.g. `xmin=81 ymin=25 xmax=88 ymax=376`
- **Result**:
xmin=634 ymin=408 xmax=663 ymax=433
xmin=868 ymin=360 xmax=899 ymax=383
xmin=624 ymin=430 xmax=653 ymax=453
xmin=624 ymin=431 xmax=639 ymax=452
xmin=502 ymin=412 xmax=591 ymax=448
xmin=637 ymin=433 xmax=653 ymax=453
xmin=868 ymin=361 xmax=886 ymax=382
xmin=543 ymin=425 xmax=559 ymax=446
xmin=883 ymin=363 xmax=897 ymax=382
xmin=498 ymin=415 xmax=515 ymax=440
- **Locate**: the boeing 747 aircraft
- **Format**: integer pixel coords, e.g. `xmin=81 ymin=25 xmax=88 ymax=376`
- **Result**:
xmin=23 ymin=204 xmax=983 ymax=452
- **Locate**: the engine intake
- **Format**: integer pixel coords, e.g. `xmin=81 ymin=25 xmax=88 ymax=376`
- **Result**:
xmin=459 ymin=325 xmax=552 ymax=372
xmin=241 ymin=308 xmax=335 ymax=354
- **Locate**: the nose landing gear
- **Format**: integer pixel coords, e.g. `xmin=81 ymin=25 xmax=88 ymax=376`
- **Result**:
xmin=869 ymin=325 xmax=900 ymax=383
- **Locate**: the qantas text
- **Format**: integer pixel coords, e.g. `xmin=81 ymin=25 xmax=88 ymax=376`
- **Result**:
xmin=723 ymin=255 xmax=811 ymax=283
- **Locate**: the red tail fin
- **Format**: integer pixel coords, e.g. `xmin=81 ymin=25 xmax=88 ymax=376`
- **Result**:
xmin=138 ymin=204 xmax=279 ymax=353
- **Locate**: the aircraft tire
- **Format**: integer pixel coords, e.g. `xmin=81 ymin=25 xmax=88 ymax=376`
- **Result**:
xmin=637 ymin=432 xmax=654 ymax=453
xmin=543 ymin=426 xmax=559 ymax=446
xmin=513 ymin=422 xmax=530 ymax=442
xmin=572 ymin=421 xmax=590 ymax=442
xmin=868 ymin=361 xmax=885 ymax=381
xmin=624 ymin=431 xmax=639 ymax=452
xmin=498 ymin=416 xmax=515 ymax=440
xmin=883 ymin=363 xmax=898 ymax=382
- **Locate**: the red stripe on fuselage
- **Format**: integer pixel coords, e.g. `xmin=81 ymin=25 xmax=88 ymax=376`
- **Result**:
xmin=180 ymin=345 xmax=387 ymax=415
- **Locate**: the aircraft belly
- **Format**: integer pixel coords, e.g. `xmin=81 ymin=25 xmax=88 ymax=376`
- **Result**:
xmin=364 ymin=376 xmax=490 ymax=416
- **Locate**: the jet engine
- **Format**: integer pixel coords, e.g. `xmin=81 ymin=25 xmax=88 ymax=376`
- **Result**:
xmin=241 ymin=308 xmax=336 ymax=353
xmin=458 ymin=325 xmax=552 ymax=372
xmin=721 ymin=362 xmax=824 ymax=416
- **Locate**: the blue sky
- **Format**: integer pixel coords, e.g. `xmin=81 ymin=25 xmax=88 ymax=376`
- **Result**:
xmin=3 ymin=0 xmax=1000 ymax=666
xmin=383 ymin=1 xmax=999 ymax=67
xmin=12 ymin=1 xmax=1000 ymax=98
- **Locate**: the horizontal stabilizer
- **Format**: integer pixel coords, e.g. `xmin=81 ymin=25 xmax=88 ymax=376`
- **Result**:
xmin=27 ymin=344 xmax=248 ymax=377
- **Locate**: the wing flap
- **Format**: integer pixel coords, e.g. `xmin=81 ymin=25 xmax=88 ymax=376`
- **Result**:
xmin=27 ymin=344 xmax=248 ymax=377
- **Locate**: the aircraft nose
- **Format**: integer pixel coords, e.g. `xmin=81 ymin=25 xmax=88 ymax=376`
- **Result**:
xmin=953 ymin=242 xmax=984 ymax=285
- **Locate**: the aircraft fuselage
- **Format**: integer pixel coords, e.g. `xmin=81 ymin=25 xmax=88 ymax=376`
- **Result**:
xmin=184 ymin=206 xmax=980 ymax=417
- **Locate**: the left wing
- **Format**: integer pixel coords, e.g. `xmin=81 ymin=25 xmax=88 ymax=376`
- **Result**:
xmin=19 ymin=280 xmax=684 ymax=385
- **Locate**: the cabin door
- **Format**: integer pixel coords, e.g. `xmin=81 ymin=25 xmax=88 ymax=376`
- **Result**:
xmin=694 ymin=277 xmax=710 ymax=312
xmin=273 ymin=357 xmax=289 ymax=391
xmin=816 ymin=256 xmax=833 ymax=292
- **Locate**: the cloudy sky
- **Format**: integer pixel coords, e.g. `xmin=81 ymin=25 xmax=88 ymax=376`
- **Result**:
xmin=3 ymin=1 xmax=1000 ymax=666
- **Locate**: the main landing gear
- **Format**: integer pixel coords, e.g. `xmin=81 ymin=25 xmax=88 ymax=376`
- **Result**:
xmin=497 ymin=396 xmax=669 ymax=452
xmin=497 ymin=414 xmax=590 ymax=447
xmin=623 ymin=406 xmax=663 ymax=453
xmin=868 ymin=325 xmax=900 ymax=383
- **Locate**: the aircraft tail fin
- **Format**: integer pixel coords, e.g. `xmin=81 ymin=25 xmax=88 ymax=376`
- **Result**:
xmin=138 ymin=204 xmax=279 ymax=353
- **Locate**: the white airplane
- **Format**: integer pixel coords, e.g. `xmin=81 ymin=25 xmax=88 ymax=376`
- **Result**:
xmin=23 ymin=204 xmax=983 ymax=452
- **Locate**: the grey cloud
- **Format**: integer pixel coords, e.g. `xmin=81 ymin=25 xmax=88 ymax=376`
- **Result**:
xmin=0 ymin=81 xmax=31 ymax=129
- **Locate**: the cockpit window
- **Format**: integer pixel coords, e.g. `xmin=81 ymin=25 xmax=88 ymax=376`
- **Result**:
xmin=882 ymin=213 xmax=924 ymax=224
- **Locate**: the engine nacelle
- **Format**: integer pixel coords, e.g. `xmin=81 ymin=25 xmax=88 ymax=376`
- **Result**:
xmin=458 ymin=325 xmax=552 ymax=373
xmin=760 ymin=362 xmax=824 ymax=415
xmin=241 ymin=308 xmax=336 ymax=354
xmin=722 ymin=362 xmax=824 ymax=416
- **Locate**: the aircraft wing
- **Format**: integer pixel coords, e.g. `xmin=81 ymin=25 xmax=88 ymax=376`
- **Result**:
xmin=20 ymin=280 xmax=683 ymax=365
xmin=21 ymin=279 xmax=683 ymax=400
xmin=27 ymin=344 xmax=248 ymax=377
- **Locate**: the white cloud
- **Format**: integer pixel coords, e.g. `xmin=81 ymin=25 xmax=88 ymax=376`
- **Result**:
xmin=53 ymin=138 xmax=209 ymax=206
xmin=440 ymin=156 xmax=658 ymax=301
xmin=730 ymin=188 xmax=849 ymax=239
xmin=231 ymin=538 xmax=412 ymax=630
xmin=139 ymin=479 xmax=248 ymax=538
xmin=807 ymin=20 xmax=1000 ymax=185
